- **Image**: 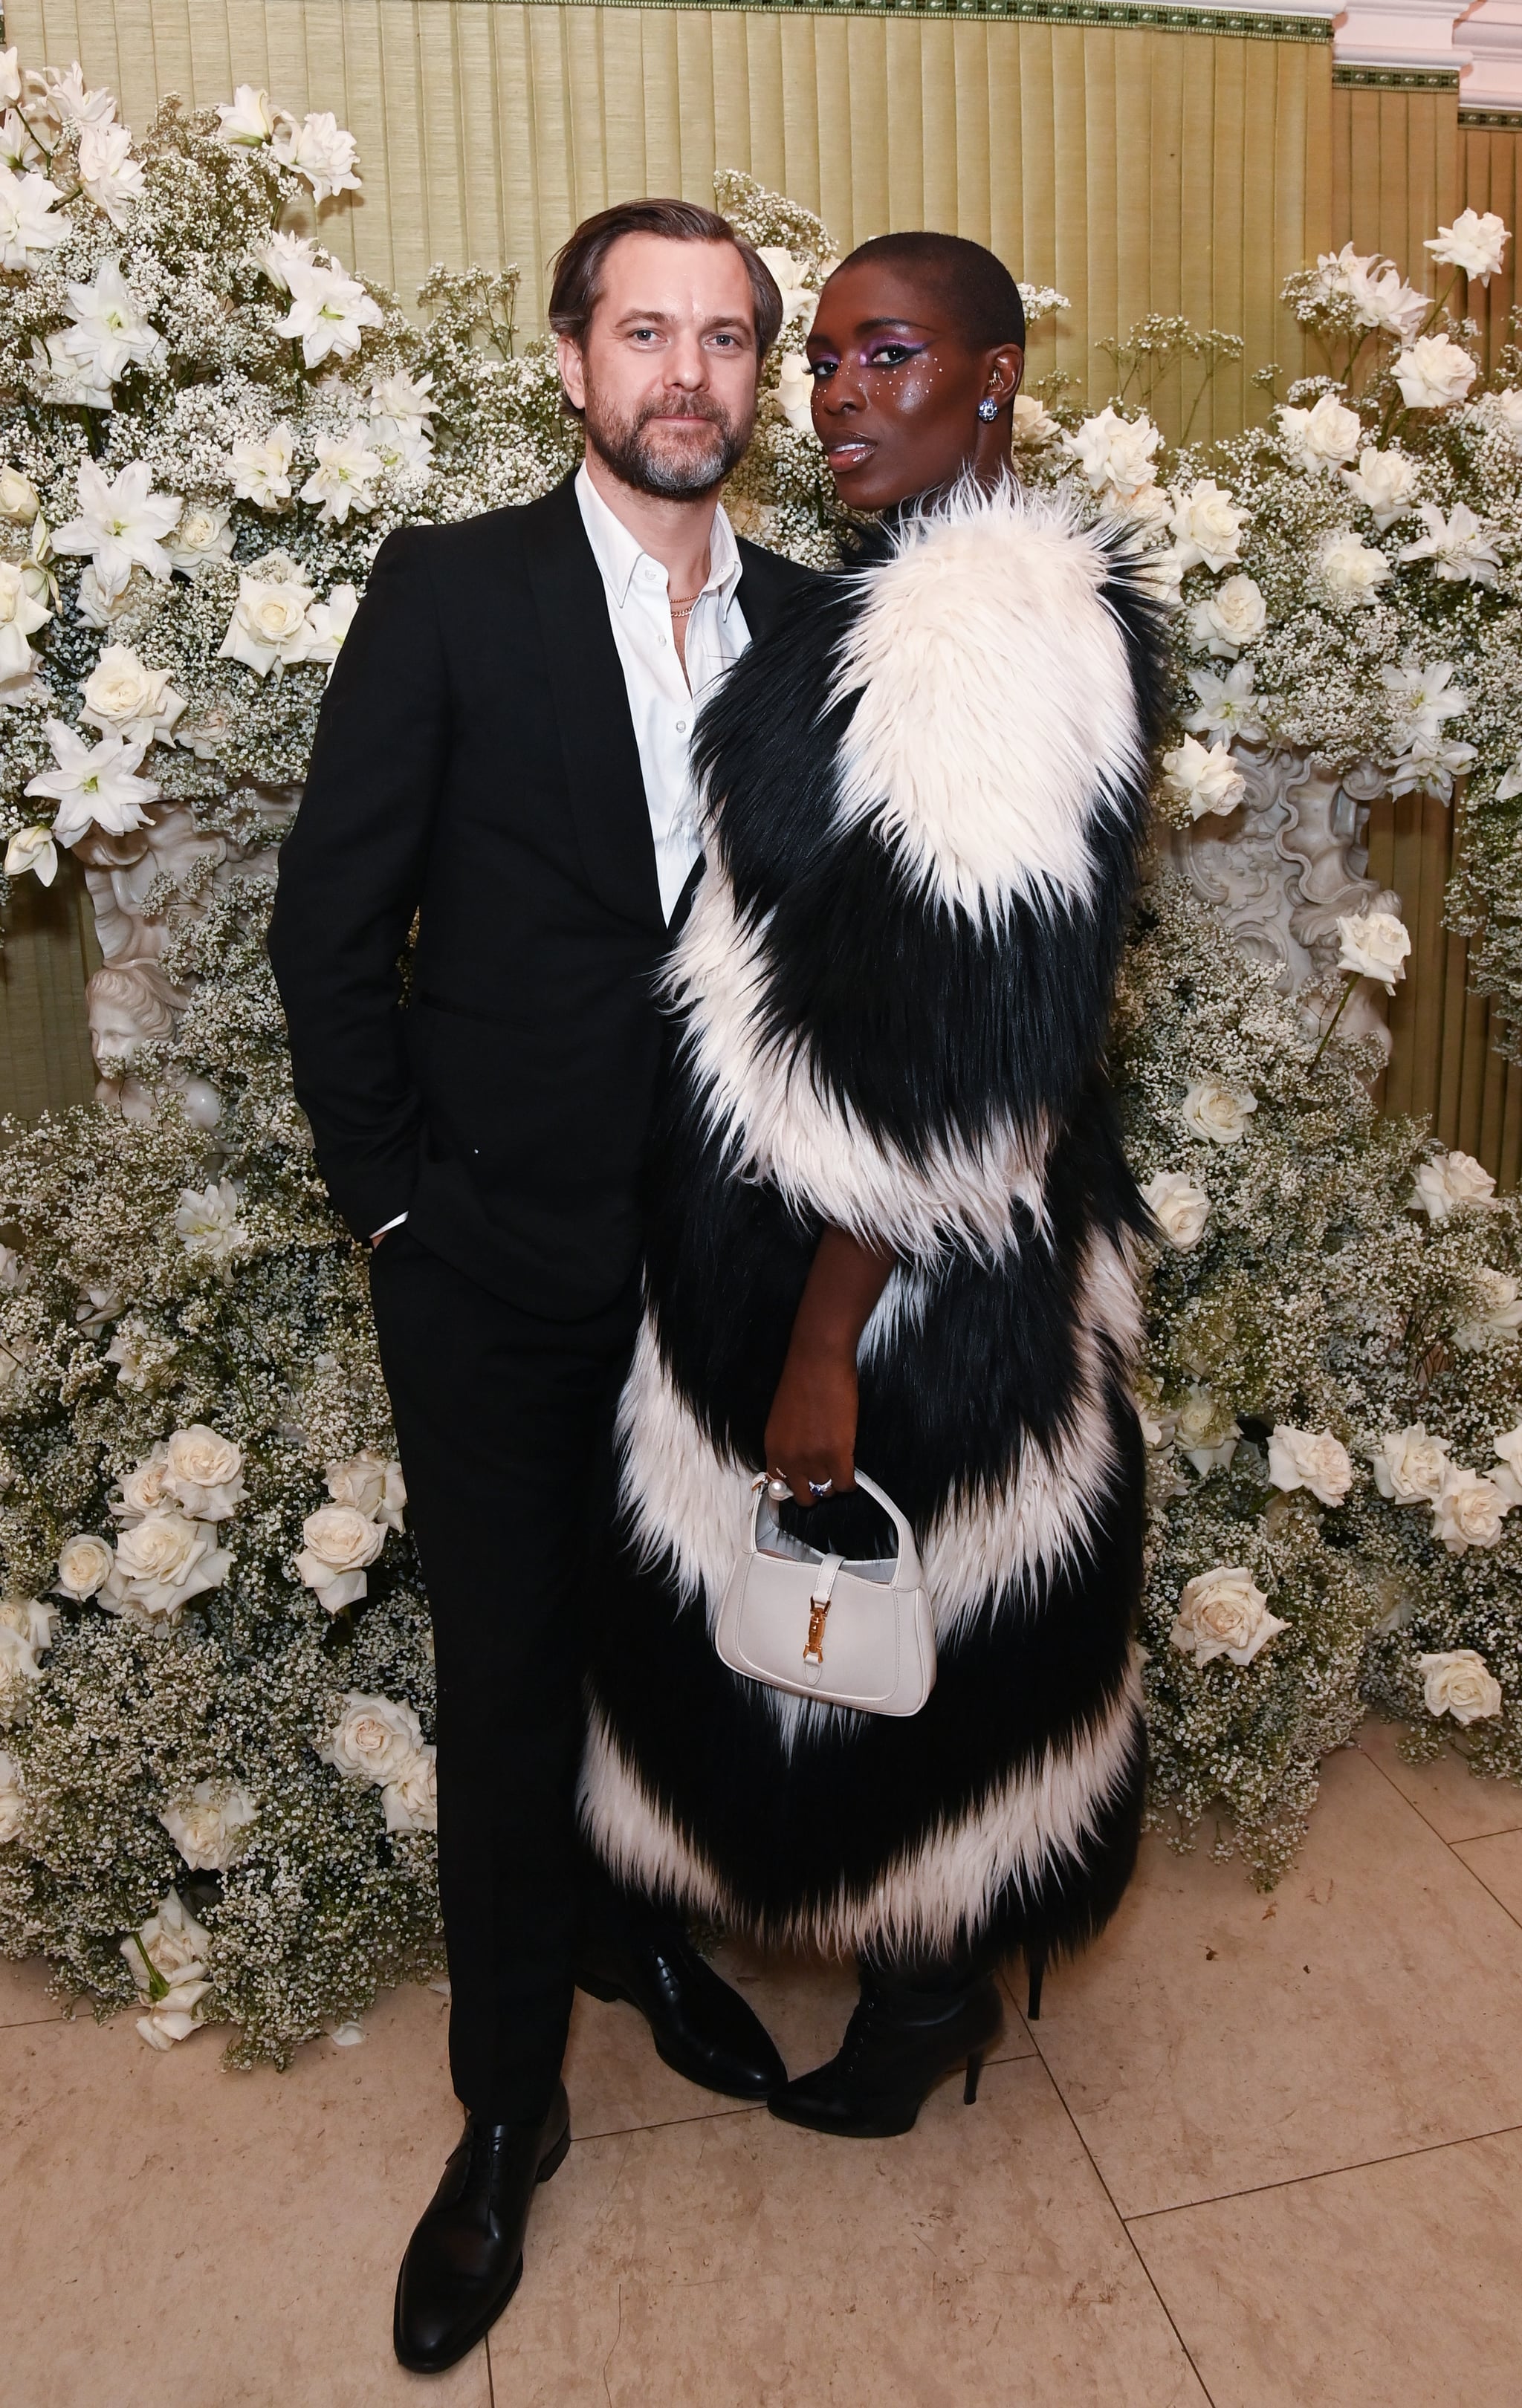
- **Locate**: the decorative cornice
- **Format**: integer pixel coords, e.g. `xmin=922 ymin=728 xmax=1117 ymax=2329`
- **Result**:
xmin=1332 ymin=59 xmax=1460 ymax=83
xmin=437 ymin=0 xmax=1332 ymax=30
xmin=1460 ymin=102 xmax=1522 ymax=123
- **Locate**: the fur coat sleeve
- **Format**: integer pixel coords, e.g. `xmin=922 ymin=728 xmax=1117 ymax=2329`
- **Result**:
xmin=673 ymin=479 xmax=1169 ymax=1263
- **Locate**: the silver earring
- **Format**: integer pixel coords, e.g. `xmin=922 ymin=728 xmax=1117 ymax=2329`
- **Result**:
xmin=977 ymin=397 xmax=1000 ymax=422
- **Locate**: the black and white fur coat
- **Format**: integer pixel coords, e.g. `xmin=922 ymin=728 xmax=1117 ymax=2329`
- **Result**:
xmin=582 ymin=478 xmax=1169 ymax=1969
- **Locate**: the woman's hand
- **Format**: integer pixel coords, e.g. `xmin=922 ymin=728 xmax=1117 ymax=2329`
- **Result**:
xmin=765 ymin=1340 xmax=860 ymax=1504
xmin=764 ymin=1227 xmax=894 ymax=1505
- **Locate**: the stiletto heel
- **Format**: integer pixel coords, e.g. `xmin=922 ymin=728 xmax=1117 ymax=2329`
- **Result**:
xmin=769 ymin=1970 xmax=1005 ymax=2138
xmin=1026 ymin=1945 xmax=1046 ymax=2022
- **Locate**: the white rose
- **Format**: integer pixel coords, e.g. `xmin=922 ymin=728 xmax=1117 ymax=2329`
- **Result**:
xmin=1417 ymin=1648 xmax=1503 ymax=1723
xmin=81 ymin=644 xmax=185 ymax=747
xmin=0 ymin=1747 xmax=23 ymax=1842
xmin=219 ymin=571 xmax=316 ymax=678
xmin=1425 ymin=209 xmax=1509 ymax=285
xmin=174 ymin=1179 xmax=247 ymax=1263
xmin=1185 ymin=574 xmax=1266 ymax=659
xmin=296 ymin=1503 xmax=386 ymax=1611
xmin=1393 ymin=335 xmax=1476 ymax=412
xmin=1409 ymin=1149 xmax=1496 ymax=1223
xmin=101 ymin=1510 xmax=230 ymax=1623
xmin=1318 ymin=530 xmax=1390 ymax=605
xmin=1340 ymin=445 xmax=1419 ymax=530
xmin=1180 ymin=1079 xmax=1257 ymax=1146
xmin=1267 ymin=1425 xmax=1354 ymax=1507
xmin=158 ymin=1779 xmax=256 ymax=1871
xmin=112 ymin=1444 xmax=172 ymax=1522
xmin=1171 ymin=1565 xmax=1285 ymax=1667
xmin=1492 ymin=1425 xmax=1522 ymax=1507
xmin=382 ymin=1745 xmax=438 ymax=1834
xmin=1335 ymin=909 xmax=1411 ymax=990
xmin=0 ymin=1596 xmax=59 ymax=1684
xmin=1432 ymin=1467 xmax=1512 ymax=1554
xmin=1370 ymin=1424 xmax=1451 ymax=1505
xmin=1455 ymin=1268 xmax=1522 ymax=1354
xmin=56 ymin=1533 xmax=113 ymax=1599
xmin=1174 ymin=1384 xmax=1240 ymax=1476
xmin=1162 ymin=736 xmax=1245 ymax=821
xmin=164 ymin=504 xmax=233 ymax=574
xmin=0 ymin=464 xmax=39 ymax=522
xmin=1141 ymin=1170 xmax=1210 ymax=1250
xmin=324 ymin=1449 xmax=406 ymax=1531
xmin=1277 ymin=391 xmax=1362 ymax=474
xmin=164 ymin=1425 xmax=245 ymax=1521
xmin=1008 ymin=394 xmax=1058 ymax=450
xmin=774 ymin=353 xmax=815 ymax=435
xmin=322 ymin=1690 xmax=424 ymax=1788
xmin=1168 ymin=480 xmax=1248 ymax=574
xmin=120 ymin=1889 xmax=213 ymax=2049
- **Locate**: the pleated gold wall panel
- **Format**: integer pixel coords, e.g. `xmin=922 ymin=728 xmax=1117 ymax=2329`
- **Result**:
xmin=1330 ymin=79 xmax=1460 ymax=283
xmin=1460 ymin=120 xmax=1522 ymax=370
xmin=10 ymin=0 xmax=1331 ymax=438
xmin=0 ymin=860 xmax=101 ymax=1126
xmin=1366 ymin=798 xmax=1522 ymax=1188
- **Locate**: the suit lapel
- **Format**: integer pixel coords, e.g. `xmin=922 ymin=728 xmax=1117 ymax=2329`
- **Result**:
xmin=522 ymin=473 xmax=665 ymax=935
xmin=734 ymin=539 xmax=794 ymax=646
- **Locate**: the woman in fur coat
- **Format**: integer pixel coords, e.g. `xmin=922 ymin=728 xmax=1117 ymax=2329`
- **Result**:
xmin=582 ymin=232 xmax=1168 ymax=2137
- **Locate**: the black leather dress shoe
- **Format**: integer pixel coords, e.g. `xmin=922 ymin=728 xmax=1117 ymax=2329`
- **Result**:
xmin=577 ymin=1921 xmax=786 ymax=2099
xmin=393 ymin=2085 xmax=571 ymax=2373
xmin=768 ymin=1971 xmax=1004 ymax=2139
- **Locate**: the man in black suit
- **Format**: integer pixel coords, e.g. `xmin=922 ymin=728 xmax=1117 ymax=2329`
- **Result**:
xmin=268 ymin=198 xmax=814 ymax=2373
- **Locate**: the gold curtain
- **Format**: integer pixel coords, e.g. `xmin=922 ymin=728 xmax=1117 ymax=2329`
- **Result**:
xmin=1323 ymin=79 xmax=1522 ymax=1181
xmin=0 ymin=857 xmax=100 ymax=1125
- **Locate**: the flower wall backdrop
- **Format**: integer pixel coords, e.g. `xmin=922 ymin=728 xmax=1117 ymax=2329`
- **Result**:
xmin=1 ymin=58 xmax=1521 ymax=2056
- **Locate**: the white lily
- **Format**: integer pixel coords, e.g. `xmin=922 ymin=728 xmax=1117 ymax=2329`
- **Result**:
xmin=23 ymin=719 xmax=161 ymax=847
xmin=51 ymin=458 xmax=182 ymax=599
xmin=77 ymin=122 xmax=145 ymax=229
xmin=274 ymin=261 xmax=383 ymax=369
xmin=1397 ymin=500 xmax=1502 ymax=587
xmin=299 ymin=431 xmax=383 ymax=525
xmin=0 ymin=163 xmax=68 ymax=268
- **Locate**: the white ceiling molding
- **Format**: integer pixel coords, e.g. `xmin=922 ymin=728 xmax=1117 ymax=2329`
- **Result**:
xmin=1457 ymin=0 xmax=1522 ymax=109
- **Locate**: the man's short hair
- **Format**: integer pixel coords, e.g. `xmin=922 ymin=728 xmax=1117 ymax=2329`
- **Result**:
xmin=835 ymin=232 xmax=1026 ymax=353
xmin=548 ymin=198 xmax=785 ymax=363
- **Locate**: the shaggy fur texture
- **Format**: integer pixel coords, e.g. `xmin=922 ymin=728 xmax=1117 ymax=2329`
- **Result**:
xmin=582 ymin=481 xmax=1168 ymax=1967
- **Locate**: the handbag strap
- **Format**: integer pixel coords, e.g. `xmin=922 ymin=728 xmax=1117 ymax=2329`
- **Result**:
xmin=747 ymin=1468 xmax=924 ymax=1587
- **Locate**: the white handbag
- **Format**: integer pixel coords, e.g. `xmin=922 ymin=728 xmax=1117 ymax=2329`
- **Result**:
xmin=713 ymin=1470 xmax=936 ymax=1717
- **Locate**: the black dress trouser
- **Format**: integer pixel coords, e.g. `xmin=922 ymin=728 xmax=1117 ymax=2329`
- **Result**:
xmin=367 ymin=1222 xmax=639 ymax=2123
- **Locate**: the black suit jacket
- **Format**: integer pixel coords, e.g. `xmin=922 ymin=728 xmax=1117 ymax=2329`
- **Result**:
xmin=267 ymin=470 xmax=816 ymax=1317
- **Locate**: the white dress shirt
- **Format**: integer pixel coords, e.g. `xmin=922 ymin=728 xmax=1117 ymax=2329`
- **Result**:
xmin=574 ymin=462 xmax=751 ymax=922
xmin=372 ymin=470 xmax=748 ymax=1243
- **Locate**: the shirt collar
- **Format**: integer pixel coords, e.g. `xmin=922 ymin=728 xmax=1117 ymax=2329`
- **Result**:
xmin=575 ymin=461 xmax=744 ymax=617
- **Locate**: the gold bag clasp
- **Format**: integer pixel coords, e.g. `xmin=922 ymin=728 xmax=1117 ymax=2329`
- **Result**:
xmin=803 ymin=1599 xmax=829 ymax=1666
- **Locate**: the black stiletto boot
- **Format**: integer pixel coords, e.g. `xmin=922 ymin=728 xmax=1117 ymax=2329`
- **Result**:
xmin=768 ymin=1965 xmax=1005 ymax=2139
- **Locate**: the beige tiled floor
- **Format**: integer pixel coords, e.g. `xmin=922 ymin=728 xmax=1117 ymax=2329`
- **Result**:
xmin=4 ymin=1720 xmax=1522 ymax=2407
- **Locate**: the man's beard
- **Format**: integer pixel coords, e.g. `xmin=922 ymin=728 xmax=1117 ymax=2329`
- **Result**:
xmin=583 ymin=386 xmax=751 ymax=499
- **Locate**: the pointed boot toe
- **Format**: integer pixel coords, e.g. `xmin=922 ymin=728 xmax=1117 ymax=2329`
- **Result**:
xmin=768 ymin=1972 xmax=1004 ymax=2140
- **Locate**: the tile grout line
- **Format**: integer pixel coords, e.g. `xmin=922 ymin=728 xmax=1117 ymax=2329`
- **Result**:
xmin=1354 ymin=1737 xmax=1522 ymax=1854
xmin=1355 ymin=1739 xmax=1522 ymax=1938
xmin=1015 ymin=2010 xmax=1221 ymax=2408
xmin=1122 ymin=2114 xmax=1522 ymax=2222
